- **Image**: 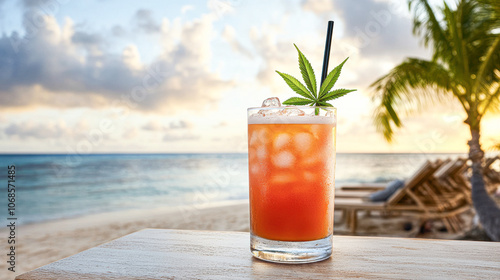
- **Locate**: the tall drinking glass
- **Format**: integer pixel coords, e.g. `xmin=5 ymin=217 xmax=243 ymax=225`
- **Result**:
xmin=248 ymin=106 xmax=336 ymax=263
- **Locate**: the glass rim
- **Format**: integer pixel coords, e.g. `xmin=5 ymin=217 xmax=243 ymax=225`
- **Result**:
xmin=247 ymin=106 xmax=336 ymax=111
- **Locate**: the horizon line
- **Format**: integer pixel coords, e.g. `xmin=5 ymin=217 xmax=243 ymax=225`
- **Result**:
xmin=0 ymin=152 xmax=476 ymax=156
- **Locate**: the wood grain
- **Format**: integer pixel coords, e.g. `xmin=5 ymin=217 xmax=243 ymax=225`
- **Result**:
xmin=16 ymin=229 xmax=500 ymax=279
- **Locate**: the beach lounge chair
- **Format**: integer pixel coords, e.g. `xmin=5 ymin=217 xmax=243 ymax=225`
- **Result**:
xmin=429 ymin=158 xmax=470 ymax=202
xmin=335 ymin=181 xmax=406 ymax=200
xmin=416 ymin=158 xmax=471 ymax=232
xmin=335 ymin=159 xmax=471 ymax=234
xmin=446 ymin=156 xmax=499 ymax=197
xmin=334 ymin=190 xmax=379 ymax=199
xmin=339 ymin=183 xmax=387 ymax=192
xmin=335 ymin=159 xmax=452 ymax=200
xmin=335 ymin=160 xmax=442 ymax=233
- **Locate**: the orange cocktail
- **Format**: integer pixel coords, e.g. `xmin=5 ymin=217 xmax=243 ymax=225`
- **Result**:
xmin=248 ymin=106 xmax=336 ymax=258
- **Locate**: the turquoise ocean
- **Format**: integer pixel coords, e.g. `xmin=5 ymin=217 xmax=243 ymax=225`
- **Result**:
xmin=0 ymin=153 xmax=469 ymax=225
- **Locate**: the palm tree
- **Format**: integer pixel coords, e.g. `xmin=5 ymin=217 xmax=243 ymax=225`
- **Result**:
xmin=371 ymin=0 xmax=500 ymax=241
xmin=493 ymin=143 xmax=500 ymax=151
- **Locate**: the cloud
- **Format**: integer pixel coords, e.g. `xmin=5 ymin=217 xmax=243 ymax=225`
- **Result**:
xmin=0 ymin=15 xmax=140 ymax=99
xmin=122 ymin=45 xmax=142 ymax=70
xmin=248 ymin=24 xmax=297 ymax=90
xmin=122 ymin=127 xmax=139 ymax=139
xmin=0 ymin=10 xmax=233 ymax=113
xmin=301 ymin=0 xmax=333 ymax=14
xmin=213 ymin=121 xmax=227 ymax=128
xmin=163 ymin=132 xmax=199 ymax=142
xmin=4 ymin=120 xmax=84 ymax=139
xmin=21 ymin=0 xmax=45 ymax=8
xmin=0 ymin=0 xmax=7 ymax=16
xmin=222 ymin=25 xmax=253 ymax=58
xmin=133 ymin=9 xmax=160 ymax=34
xmin=111 ymin=25 xmax=126 ymax=37
xmin=207 ymin=0 xmax=237 ymax=18
xmin=71 ymin=30 xmax=103 ymax=47
xmin=247 ymin=19 xmax=329 ymax=95
xmin=142 ymin=120 xmax=163 ymax=131
xmin=301 ymin=0 xmax=427 ymax=59
xmin=142 ymin=119 xmax=192 ymax=131
xmin=246 ymin=0 xmax=429 ymax=93
xmin=143 ymin=118 xmax=198 ymax=142
xmin=169 ymin=120 xmax=192 ymax=129
xmin=181 ymin=5 xmax=195 ymax=14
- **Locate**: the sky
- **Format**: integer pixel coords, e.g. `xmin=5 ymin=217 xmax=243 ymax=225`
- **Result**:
xmin=0 ymin=0 xmax=498 ymax=154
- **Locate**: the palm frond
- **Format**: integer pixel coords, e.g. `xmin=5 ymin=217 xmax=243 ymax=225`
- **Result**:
xmin=481 ymin=82 xmax=500 ymax=116
xmin=371 ymin=0 xmax=500 ymax=143
xmin=491 ymin=142 xmax=500 ymax=151
xmin=476 ymin=0 xmax=500 ymax=29
xmin=370 ymin=58 xmax=455 ymax=142
xmin=409 ymin=0 xmax=451 ymax=61
xmin=444 ymin=2 xmax=470 ymax=84
xmin=473 ymin=36 xmax=500 ymax=94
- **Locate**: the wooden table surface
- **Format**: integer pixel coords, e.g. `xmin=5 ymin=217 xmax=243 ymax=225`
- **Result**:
xmin=16 ymin=229 xmax=500 ymax=279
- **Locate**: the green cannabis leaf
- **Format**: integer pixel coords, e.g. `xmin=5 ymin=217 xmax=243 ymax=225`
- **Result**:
xmin=276 ymin=44 xmax=356 ymax=108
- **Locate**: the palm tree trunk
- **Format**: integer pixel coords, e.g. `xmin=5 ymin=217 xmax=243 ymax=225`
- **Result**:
xmin=468 ymin=127 xmax=500 ymax=241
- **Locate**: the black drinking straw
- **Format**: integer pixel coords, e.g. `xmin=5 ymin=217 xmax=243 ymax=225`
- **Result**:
xmin=320 ymin=21 xmax=334 ymax=85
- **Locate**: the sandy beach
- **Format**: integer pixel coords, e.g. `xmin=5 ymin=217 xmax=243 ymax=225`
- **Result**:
xmin=1 ymin=199 xmax=478 ymax=280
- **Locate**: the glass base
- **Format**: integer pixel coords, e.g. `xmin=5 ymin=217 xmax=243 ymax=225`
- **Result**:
xmin=250 ymin=233 xmax=332 ymax=264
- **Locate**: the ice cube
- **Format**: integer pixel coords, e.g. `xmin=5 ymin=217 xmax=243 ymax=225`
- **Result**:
xmin=261 ymin=97 xmax=281 ymax=107
xmin=257 ymin=129 xmax=269 ymax=144
xmin=250 ymin=165 xmax=260 ymax=174
xmin=294 ymin=132 xmax=313 ymax=152
xmin=258 ymin=108 xmax=281 ymax=116
xmin=249 ymin=131 xmax=259 ymax=145
xmin=280 ymin=107 xmax=305 ymax=116
xmin=273 ymin=133 xmax=290 ymax=150
xmin=302 ymin=155 xmax=321 ymax=167
xmin=271 ymin=173 xmax=296 ymax=184
xmin=250 ymin=129 xmax=269 ymax=145
xmin=256 ymin=146 xmax=267 ymax=160
xmin=303 ymin=171 xmax=315 ymax=181
xmin=272 ymin=151 xmax=295 ymax=168
xmin=311 ymin=125 xmax=321 ymax=138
